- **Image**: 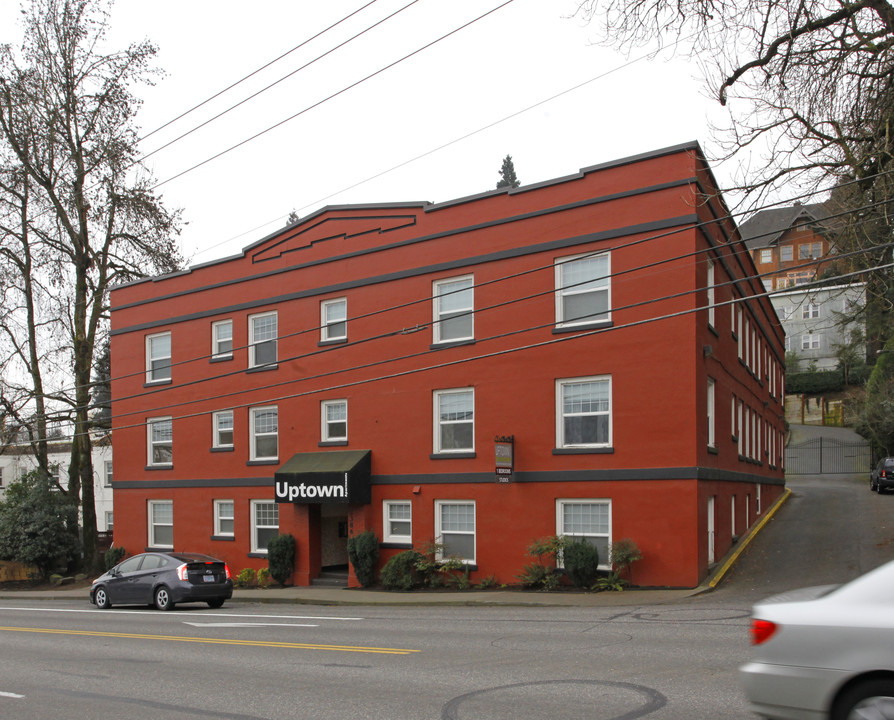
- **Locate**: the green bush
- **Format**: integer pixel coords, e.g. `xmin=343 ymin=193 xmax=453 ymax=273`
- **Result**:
xmin=347 ymin=530 xmax=380 ymax=587
xmin=235 ymin=568 xmax=256 ymax=588
xmin=786 ymin=369 xmax=844 ymax=394
xmin=380 ymin=550 xmax=423 ymax=591
xmin=256 ymin=567 xmax=271 ymax=588
xmin=105 ymin=545 xmax=126 ymax=570
xmin=610 ymin=538 xmax=643 ymax=584
xmin=562 ymin=539 xmax=600 ymax=588
xmin=267 ymin=533 xmax=295 ymax=587
xmin=516 ymin=535 xmax=564 ymax=590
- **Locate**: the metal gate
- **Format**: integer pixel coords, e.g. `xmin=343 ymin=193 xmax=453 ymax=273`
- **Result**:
xmin=785 ymin=437 xmax=871 ymax=475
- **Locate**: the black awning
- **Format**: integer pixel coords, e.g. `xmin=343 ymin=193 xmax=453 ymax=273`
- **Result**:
xmin=274 ymin=450 xmax=371 ymax=504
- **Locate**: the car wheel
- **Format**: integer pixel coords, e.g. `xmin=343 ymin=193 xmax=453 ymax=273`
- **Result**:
xmin=153 ymin=585 xmax=174 ymax=611
xmin=832 ymin=680 xmax=894 ymax=720
xmin=94 ymin=586 xmax=112 ymax=609
xmin=207 ymin=598 xmax=225 ymax=609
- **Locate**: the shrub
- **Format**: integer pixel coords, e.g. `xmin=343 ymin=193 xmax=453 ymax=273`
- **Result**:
xmin=267 ymin=534 xmax=296 ymax=587
xmin=256 ymin=567 xmax=271 ymax=588
xmin=380 ymin=550 xmax=423 ymax=591
xmin=611 ymin=538 xmax=643 ymax=584
xmin=516 ymin=535 xmax=564 ymax=590
xmin=562 ymin=539 xmax=600 ymax=588
xmin=235 ymin=568 xmax=256 ymax=588
xmin=105 ymin=545 xmax=126 ymax=570
xmin=347 ymin=530 xmax=379 ymax=587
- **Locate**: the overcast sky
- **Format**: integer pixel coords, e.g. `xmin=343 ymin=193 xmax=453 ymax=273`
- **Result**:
xmin=1 ymin=0 xmax=732 ymax=266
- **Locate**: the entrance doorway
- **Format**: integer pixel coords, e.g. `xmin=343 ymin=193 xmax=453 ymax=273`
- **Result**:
xmin=318 ymin=504 xmax=349 ymax=582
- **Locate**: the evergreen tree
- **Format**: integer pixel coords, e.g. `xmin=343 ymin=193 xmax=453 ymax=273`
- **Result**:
xmin=496 ymin=155 xmax=520 ymax=189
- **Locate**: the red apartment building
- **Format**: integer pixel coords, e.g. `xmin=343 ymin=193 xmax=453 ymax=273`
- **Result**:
xmin=109 ymin=142 xmax=786 ymax=589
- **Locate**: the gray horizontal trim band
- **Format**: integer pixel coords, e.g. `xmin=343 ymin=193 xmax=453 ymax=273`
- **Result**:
xmin=113 ymin=466 xmax=783 ymax=490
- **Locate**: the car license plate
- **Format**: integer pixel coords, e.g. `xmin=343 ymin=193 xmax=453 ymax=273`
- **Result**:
xmin=203 ymin=575 xmax=215 ymax=583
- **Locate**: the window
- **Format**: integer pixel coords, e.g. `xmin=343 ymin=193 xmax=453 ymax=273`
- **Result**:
xmin=706 ymin=259 xmax=715 ymax=327
xmin=104 ymin=460 xmax=113 ymax=487
xmin=556 ymin=252 xmax=610 ymax=327
xmin=248 ymin=312 xmax=277 ymax=368
xmin=145 ymin=332 xmax=171 ymax=383
xmin=780 ymin=245 xmax=793 ymax=262
xmin=250 ymin=406 xmax=278 ymax=461
xmin=383 ymin=500 xmax=412 ymax=543
xmin=213 ymin=410 xmax=234 ymax=448
xmin=148 ymin=500 xmax=173 ymax=548
xmin=801 ymin=333 xmax=821 ymax=350
xmin=251 ymin=500 xmax=279 ymax=553
xmin=147 ymin=417 xmax=173 ymax=467
xmin=433 ymin=276 xmax=474 ymax=343
xmin=321 ymin=298 xmax=347 ymax=342
xmin=435 ymin=500 xmax=475 ymax=563
xmin=212 ymin=320 xmax=233 ymax=359
xmin=214 ymin=500 xmax=234 ymax=537
xmin=557 ymin=376 xmax=611 ymax=448
xmin=321 ymin=399 xmax=347 ymax=442
xmin=802 ymin=302 xmax=820 ymax=319
xmin=759 ymin=249 xmax=772 ymax=264
xmin=707 ymin=379 xmax=716 ymax=448
xmin=434 ymin=389 xmax=474 ymax=453
xmin=799 ymin=242 xmax=822 ymax=260
xmin=0 ymin=466 xmax=4 ymax=487
xmin=104 ymin=510 xmax=114 ymax=532
xmin=557 ymin=499 xmax=611 ymax=569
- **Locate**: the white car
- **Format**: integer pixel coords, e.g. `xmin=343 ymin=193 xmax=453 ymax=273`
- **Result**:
xmin=740 ymin=559 xmax=894 ymax=719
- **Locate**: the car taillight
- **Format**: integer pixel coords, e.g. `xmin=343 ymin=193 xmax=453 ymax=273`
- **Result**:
xmin=224 ymin=564 xmax=231 ymax=580
xmin=177 ymin=563 xmax=188 ymax=581
xmin=750 ymin=619 xmax=778 ymax=645
xmin=882 ymin=469 xmax=887 ymax=479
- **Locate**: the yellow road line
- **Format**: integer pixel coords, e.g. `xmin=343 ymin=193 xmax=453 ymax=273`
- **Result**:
xmin=0 ymin=626 xmax=418 ymax=655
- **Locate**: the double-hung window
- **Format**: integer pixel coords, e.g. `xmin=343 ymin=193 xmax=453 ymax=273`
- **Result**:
xmin=433 ymin=275 xmax=474 ymax=343
xmin=146 ymin=332 xmax=171 ymax=383
xmin=248 ymin=312 xmax=277 ymax=368
xmin=557 ymin=376 xmax=611 ymax=448
xmin=799 ymin=242 xmax=822 ymax=260
xmin=435 ymin=500 xmax=475 ymax=563
xmin=434 ymin=389 xmax=474 ymax=453
xmin=250 ymin=406 xmax=278 ymax=461
xmin=780 ymin=245 xmax=793 ymax=262
xmin=557 ymin=499 xmax=610 ymax=569
xmin=251 ymin=500 xmax=279 ymax=553
xmin=706 ymin=259 xmax=715 ymax=327
xmin=759 ymin=249 xmax=772 ymax=264
xmin=213 ymin=410 xmax=234 ymax=449
xmin=707 ymin=379 xmax=716 ymax=448
xmin=104 ymin=460 xmax=113 ymax=487
xmin=555 ymin=252 xmax=610 ymax=327
xmin=321 ymin=298 xmax=347 ymax=342
xmin=214 ymin=500 xmax=234 ymax=537
xmin=801 ymin=333 xmax=821 ymax=350
xmin=383 ymin=500 xmax=412 ymax=544
xmin=148 ymin=499 xmax=174 ymax=548
xmin=147 ymin=417 xmax=173 ymax=467
xmin=212 ymin=320 xmax=233 ymax=359
xmin=321 ymin=399 xmax=347 ymax=442
xmin=802 ymin=303 xmax=820 ymax=319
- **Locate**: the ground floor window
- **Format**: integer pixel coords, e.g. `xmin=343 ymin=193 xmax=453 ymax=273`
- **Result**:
xmin=435 ymin=500 xmax=475 ymax=563
xmin=148 ymin=500 xmax=173 ymax=548
xmin=556 ymin=499 xmax=611 ymax=569
xmin=215 ymin=499 xmax=234 ymax=537
xmin=251 ymin=500 xmax=279 ymax=553
xmin=383 ymin=500 xmax=412 ymax=544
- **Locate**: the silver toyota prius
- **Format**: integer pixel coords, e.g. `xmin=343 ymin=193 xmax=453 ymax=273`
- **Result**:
xmin=740 ymin=558 xmax=894 ymax=719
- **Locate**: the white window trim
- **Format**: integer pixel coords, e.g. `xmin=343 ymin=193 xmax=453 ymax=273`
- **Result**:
xmin=759 ymin=248 xmax=772 ymax=264
xmin=556 ymin=498 xmax=612 ymax=571
xmin=248 ymin=311 xmax=278 ymax=368
xmin=432 ymin=275 xmax=474 ymax=344
xmin=555 ymin=251 xmax=611 ymax=328
xmin=706 ymin=259 xmax=715 ymax=327
xmin=321 ymin=298 xmax=347 ymax=342
xmin=321 ymin=399 xmax=348 ymax=442
xmin=433 ymin=388 xmax=475 ymax=454
xmin=250 ymin=499 xmax=279 ymax=554
xmin=249 ymin=405 xmax=278 ymax=461
xmin=383 ymin=500 xmax=412 ymax=544
xmin=556 ymin=375 xmax=612 ymax=449
xmin=707 ymin=378 xmax=716 ymax=448
xmin=146 ymin=416 xmax=173 ymax=467
xmin=213 ymin=410 xmax=234 ymax=449
xmin=214 ymin=499 xmax=235 ymax=537
xmin=145 ymin=331 xmax=171 ymax=384
xmin=148 ymin=499 xmax=173 ymax=549
xmin=212 ymin=319 xmax=233 ymax=359
xmin=435 ymin=499 xmax=476 ymax=564
xmin=104 ymin=460 xmax=113 ymax=487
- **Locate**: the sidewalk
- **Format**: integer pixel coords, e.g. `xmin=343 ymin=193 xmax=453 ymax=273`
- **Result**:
xmin=0 ymin=490 xmax=790 ymax=609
